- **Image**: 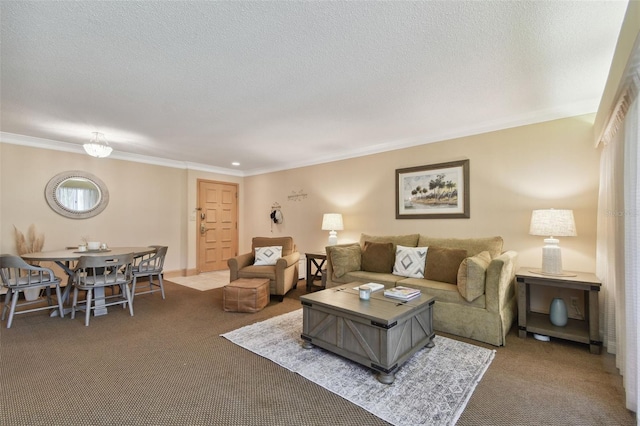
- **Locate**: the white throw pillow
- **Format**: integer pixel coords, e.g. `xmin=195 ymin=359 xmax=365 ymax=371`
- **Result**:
xmin=393 ymin=245 xmax=427 ymax=279
xmin=254 ymin=246 xmax=283 ymax=266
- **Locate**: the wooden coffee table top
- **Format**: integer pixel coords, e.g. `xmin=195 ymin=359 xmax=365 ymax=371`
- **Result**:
xmin=300 ymin=283 xmax=434 ymax=326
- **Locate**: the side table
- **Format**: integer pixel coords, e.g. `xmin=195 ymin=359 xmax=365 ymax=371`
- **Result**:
xmin=516 ymin=267 xmax=602 ymax=354
xmin=305 ymin=252 xmax=327 ymax=291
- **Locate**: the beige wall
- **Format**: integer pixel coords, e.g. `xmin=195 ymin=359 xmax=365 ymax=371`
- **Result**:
xmin=1 ymin=113 xmax=600 ymax=277
xmin=0 ymin=143 xmax=243 ymax=275
xmin=0 ymin=143 xmax=186 ymax=273
xmin=243 ymin=114 xmax=600 ymax=274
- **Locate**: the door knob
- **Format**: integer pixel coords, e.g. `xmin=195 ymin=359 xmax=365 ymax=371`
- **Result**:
xmin=200 ymin=224 xmax=206 ymax=235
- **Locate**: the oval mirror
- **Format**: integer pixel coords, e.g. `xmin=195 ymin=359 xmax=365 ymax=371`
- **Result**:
xmin=45 ymin=171 xmax=109 ymax=219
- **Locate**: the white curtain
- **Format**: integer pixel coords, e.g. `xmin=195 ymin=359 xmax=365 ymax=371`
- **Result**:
xmin=624 ymin=97 xmax=639 ymax=414
xmin=598 ymin=96 xmax=640 ymax=417
xmin=596 ymin=49 xmax=640 ymax=416
xmin=596 ymin=125 xmax=625 ymax=357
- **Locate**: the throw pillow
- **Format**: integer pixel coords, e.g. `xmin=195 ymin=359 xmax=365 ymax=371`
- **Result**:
xmin=361 ymin=241 xmax=394 ymax=273
xmin=393 ymin=245 xmax=427 ymax=279
xmin=457 ymin=251 xmax=492 ymax=302
xmin=425 ymin=246 xmax=468 ymax=284
xmin=254 ymin=246 xmax=282 ymax=266
xmin=328 ymin=244 xmax=362 ymax=278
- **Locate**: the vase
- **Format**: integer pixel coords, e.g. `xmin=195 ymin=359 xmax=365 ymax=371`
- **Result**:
xmin=549 ymin=298 xmax=568 ymax=327
xmin=23 ymin=288 xmax=41 ymax=301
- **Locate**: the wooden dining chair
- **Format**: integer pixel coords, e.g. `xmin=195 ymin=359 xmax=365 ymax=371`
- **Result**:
xmin=0 ymin=254 xmax=64 ymax=328
xmin=131 ymin=246 xmax=167 ymax=302
xmin=71 ymin=253 xmax=134 ymax=326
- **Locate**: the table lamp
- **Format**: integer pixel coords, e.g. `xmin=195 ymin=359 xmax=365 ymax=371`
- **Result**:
xmin=529 ymin=209 xmax=577 ymax=275
xmin=321 ymin=213 xmax=344 ymax=246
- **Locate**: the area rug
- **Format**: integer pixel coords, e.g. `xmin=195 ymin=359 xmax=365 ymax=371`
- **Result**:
xmin=167 ymin=270 xmax=230 ymax=291
xmin=221 ymin=309 xmax=495 ymax=426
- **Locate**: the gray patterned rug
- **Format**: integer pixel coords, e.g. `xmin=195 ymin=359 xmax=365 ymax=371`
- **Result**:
xmin=222 ymin=309 xmax=495 ymax=425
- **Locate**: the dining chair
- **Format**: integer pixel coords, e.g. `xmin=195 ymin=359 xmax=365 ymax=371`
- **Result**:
xmin=131 ymin=246 xmax=167 ymax=302
xmin=0 ymin=254 xmax=64 ymax=328
xmin=71 ymin=253 xmax=134 ymax=326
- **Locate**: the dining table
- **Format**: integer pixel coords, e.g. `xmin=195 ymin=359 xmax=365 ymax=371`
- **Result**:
xmin=21 ymin=246 xmax=156 ymax=317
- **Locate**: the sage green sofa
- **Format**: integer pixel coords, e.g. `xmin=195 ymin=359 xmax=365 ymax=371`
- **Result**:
xmin=324 ymin=234 xmax=518 ymax=346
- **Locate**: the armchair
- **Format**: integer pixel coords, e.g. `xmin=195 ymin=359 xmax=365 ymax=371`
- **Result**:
xmin=227 ymin=237 xmax=300 ymax=301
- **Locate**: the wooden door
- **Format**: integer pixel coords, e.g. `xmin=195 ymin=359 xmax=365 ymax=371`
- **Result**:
xmin=197 ymin=180 xmax=238 ymax=273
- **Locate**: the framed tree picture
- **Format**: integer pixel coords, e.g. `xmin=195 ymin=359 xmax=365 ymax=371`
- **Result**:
xmin=395 ymin=160 xmax=470 ymax=219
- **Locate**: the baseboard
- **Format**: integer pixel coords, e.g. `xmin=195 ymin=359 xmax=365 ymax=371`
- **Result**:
xmin=164 ymin=268 xmax=226 ymax=278
xmin=164 ymin=269 xmax=189 ymax=278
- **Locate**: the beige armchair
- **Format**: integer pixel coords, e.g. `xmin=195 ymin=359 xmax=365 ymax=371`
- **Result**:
xmin=227 ymin=237 xmax=300 ymax=301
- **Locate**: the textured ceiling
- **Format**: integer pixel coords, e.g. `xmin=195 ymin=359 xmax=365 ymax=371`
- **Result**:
xmin=0 ymin=1 xmax=629 ymax=175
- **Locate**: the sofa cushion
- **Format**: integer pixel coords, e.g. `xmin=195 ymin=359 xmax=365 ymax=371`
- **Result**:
xmin=417 ymin=236 xmax=503 ymax=258
xmin=360 ymin=233 xmax=420 ymax=249
xmin=253 ymin=246 xmax=282 ymax=266
xmin=397 ymin=278 xmax=486 ymax=308
xmin=393 ymin=245 xmax=427 ymax=278
xmin=361 ymin=241 xmax=394 ymax=273
xmin=457 ymin=251 xmax=491 ymax=302
xmin=425 ymin=246 xmax=468 ymax=284
xmin=327 ymin=244 xmax=361 ymax=278
xmin=343 ymin=271 xmax=404 ymax=286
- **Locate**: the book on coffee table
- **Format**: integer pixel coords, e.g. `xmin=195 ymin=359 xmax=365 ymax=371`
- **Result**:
xmin=384 ymin=286 xmax=421 ymax=301
xmin=353 ymin=283 xmax=385 ymax=292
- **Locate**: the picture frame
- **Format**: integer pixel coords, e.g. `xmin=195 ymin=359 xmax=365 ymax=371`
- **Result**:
xmin=395 ymin=160 xmax=469 ymax=219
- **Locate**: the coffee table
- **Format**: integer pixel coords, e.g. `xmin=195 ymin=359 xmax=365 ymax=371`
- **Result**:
xmin=300 ymin=283 xmax=435 ymax=384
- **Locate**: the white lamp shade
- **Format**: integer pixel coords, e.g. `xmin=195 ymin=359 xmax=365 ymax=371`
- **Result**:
xmin=529 ymin=209 xmax=577 ymax=237
xmin=321 ymin=213 xmax=344 ymax=231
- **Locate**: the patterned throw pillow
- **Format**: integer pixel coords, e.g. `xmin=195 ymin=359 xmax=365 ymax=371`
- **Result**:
xmin=457 ymin=251 xmax=492 ymax=302
xmin=254 ymin=246 xmax=283 ymax=266
xmin=393 ymin=245 xmax=427 ymax=279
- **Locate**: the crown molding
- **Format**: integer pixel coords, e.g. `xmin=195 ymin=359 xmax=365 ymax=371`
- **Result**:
xmin=0 ymin=132 xmax=243 ymax=176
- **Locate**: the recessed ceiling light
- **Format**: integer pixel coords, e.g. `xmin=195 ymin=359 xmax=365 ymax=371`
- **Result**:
xmin=231 ymin=162 xmax=240 ymax=166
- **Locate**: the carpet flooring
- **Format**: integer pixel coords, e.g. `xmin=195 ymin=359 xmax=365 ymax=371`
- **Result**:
xmin=0 ymin=279 xmax=635 ymax=425
xmin=222 ymin=309 xmax=495 ymax=425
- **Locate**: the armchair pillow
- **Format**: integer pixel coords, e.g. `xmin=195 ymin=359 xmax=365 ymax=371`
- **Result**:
xmin=425 ymin=246 xmax=468 ymax=284
xmin=393 ymin=245 xmax=427 ymax=279
xmin=361 ymin=241 xmax=394 ymax=273
xmin=254 ymin=246 xmax=282 ymax=266
xmin=457 ymin=251 xmax=492 ymax=302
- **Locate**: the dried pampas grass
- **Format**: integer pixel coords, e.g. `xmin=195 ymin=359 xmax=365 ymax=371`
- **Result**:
xmin=14 ymin=224 xmax=45 ymax=255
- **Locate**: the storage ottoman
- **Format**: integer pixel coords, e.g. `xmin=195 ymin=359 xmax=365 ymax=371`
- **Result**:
xmin=223 ymin=278 xmax=270 ymax=313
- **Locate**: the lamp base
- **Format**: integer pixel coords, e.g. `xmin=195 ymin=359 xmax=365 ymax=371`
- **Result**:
xmin=541 ymin=238 xmax=562 ymax=274
xmin=327 ymin=230 xmax=338 ymax=246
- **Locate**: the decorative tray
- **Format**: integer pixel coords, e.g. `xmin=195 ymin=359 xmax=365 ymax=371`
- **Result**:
xmin=73 ymin=249 xmax=111 ymax=253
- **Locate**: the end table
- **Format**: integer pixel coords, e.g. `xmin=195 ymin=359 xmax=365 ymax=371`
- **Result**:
xmin=516 ymin=267 xmax=602 ymax=354
xmin=305 ymin=252 xmax=327 ymax=291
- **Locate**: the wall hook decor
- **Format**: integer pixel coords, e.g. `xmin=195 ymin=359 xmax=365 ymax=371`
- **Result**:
xmin=288 ymin=190 xmax=308 ymax=202
xmin=270 ymin=203 xmax=283 ymax=224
